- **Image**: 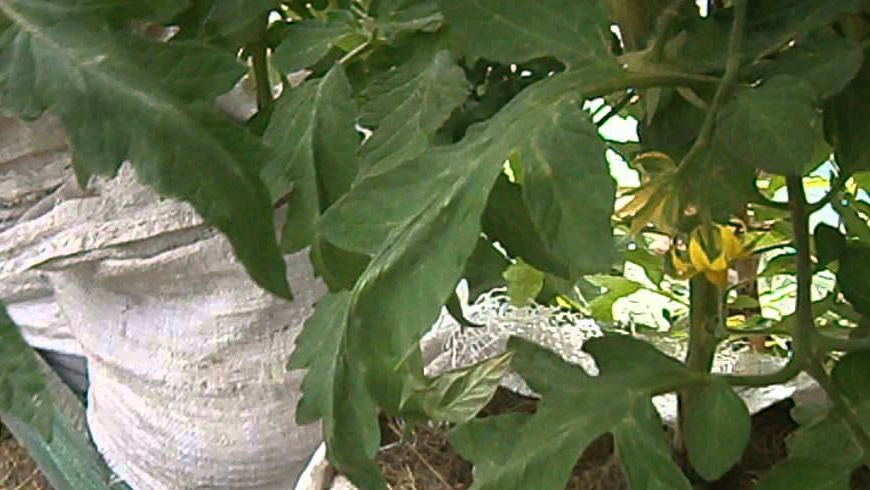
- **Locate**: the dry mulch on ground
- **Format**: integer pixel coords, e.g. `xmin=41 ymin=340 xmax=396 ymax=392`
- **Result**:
xmin=377 ymin=388 xmax=870 ymax=490
xmin=0 ymin=425 xmax=51 ymax=490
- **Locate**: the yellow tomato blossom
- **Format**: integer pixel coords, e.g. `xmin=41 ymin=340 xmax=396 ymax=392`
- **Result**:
xmin=615 ymin=152 xmax=683 ymax=235
xmin=671 ymin=224 xmax=750 ymax=288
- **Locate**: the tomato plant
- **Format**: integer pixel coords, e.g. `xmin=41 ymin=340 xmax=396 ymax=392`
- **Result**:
xmin=4 ymin=0 xmax=870 ymax=489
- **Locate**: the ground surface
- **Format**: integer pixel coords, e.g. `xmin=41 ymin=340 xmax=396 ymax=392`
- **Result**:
xmin=377 ymin=388 xmax=870 ymax=490
xmin=0 ymin=425 xmax=51 ymax=490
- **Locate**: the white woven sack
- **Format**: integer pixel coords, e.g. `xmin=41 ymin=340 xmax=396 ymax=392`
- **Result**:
xmin=0 ymin=110 xmax=324 ymax=489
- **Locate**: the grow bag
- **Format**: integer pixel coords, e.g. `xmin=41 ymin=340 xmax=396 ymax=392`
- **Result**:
xmin=0 ymin=112 xmax=324 ymax=489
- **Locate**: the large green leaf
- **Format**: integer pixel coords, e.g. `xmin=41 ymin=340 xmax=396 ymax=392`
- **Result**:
xmin=436 ymin=0 xmax=615 ymax=68
xmin=170 ymin=0 xmax=280 ymax=49
xmin=481 ymin=175 xmax=572 ymax=278
xmin=287 ymin=291 xmax=384 ymax=489
xmin=272 ymin=12 xmax=359 ymax=73
xmin=755 ymin=460 xmax=852 ymax=490
xmin=463 ymin=237 xmax=510 ymax=300
xmin=827 ymin=48 xmax=870 ymax=174
xmin=6 ymin=0 xmax=188 ymax=23
xmin=262 ymin=65 xmax=358 ymax=253
xmin=837 ymin=243 xmax=870 ymax=316
xmin=814 ymin=223 xmax=846 ymax=268
xmin=0 ymin=4 xmax=291 ymax=298
xmin=371 ymin=0 xmax=442 ymax=41
xmin=666 ymin=0 xmax=863 ymax=74
xmin=756 ymin=351 xmax=870 ymax=489
xmin=748 ymin=32 xmax=864 ymax=100
xmin=682 ymin=380 xmax=751 ymax=480
xmin=516 ymin=102 xmax=614 ymax=275
xmin=449 ymin=336 xmax=695 ymax=490
xmin=716 ymin=76 xmax=821 ymax=176
xmin=0 ymin=305 xmax=53 ymax=440
xmin=357 ymin=49 xmax=467 ymax=175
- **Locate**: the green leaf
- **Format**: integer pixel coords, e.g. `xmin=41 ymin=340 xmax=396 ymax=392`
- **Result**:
xmin=749 ymin=32 xmax=864 ymax=100
xmin=517 ymin=101 xmax=614 ymax=276
xmin=586 ymin=275 xmax=643 ymax=322
xmin=482 ymin=174 xmax=573 ymax=278
xmin=666 ymin=0 xmax=863 ymax=74
xmin=436 ymin=0 xmax=615 ymax=68
xmin=716 ymin=76 xmax=822 ymax=176
xmin=837 ymin=243 xmax=870 ymax=315
xmin=683 ymin=380 xmax=751 ymax=480
xmin=757 ymin=351 xmax=870 ymax=490
xmin=416 ymin=352 xmax=512 ymax=424
xmin=463 ymin=238 xmax=510 ymax=300
xmin=7 ymin=0 xmax=189 ymax=24
xmin=272 ymin=12 xmax=358 ymax=73
xmin=372 ymin=0 xmax=443 ymax=41
xmin=614 ymin=400 xmax=695 ymax=490
xmin=286 ymin=291 xmax=384 ymax=489
xmin=0 ymin=305 xmax=53 ymax=440
xmin=503 ymin=259 xmax=544 ymax=307
xmin=449 ymin=336 xmax=694 ymax=490
xmin=827 ymin=48 xmax=870 ymax=174
xmin=263 ymin=65 xmax=358 ymax=253
xmin=288 ymin=291 xmax=351 ymax=423
xmin=815 ymin=223 xmax=846 ymax=268
xmin=310 ymin=69 xmax=631 ymax=487
xmin=358 ymin=49 xmax=467 ymax=175
xmin=171 ymin=0 xmax=281 ymax=48
xmin=755 ymin=460 xmax=852 ymax=490
xmin=0 ymin=7 xmax=291 ymax=298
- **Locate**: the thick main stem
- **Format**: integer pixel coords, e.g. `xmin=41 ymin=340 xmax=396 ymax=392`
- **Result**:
xmin=677 ymin=276 xmax=722 ymax=452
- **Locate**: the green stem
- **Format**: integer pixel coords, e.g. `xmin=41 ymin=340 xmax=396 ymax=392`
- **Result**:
xmin=786 ymin=175 xmax=817 ymax=363
xmin=678 ymin=276 xmax=723 ymax=449
xmin=649 ymin=0 xmax=687 ymax=60
xmin=685 ymin=276 xmax=724 ymax=374
xmin=675 ymin=0 xmax=747 ymax=175
xmin=594 ymin=91 xmax=634 ymax=127
xmin=815 ymin=334 xmax=870 ymax=353
xmin=251 ymin=38 xmax=274 ymax=117
xmin=338 ymin=41 xmax=371 ymax=65
xmin=722 ymin=357 xmax=802 ymax=387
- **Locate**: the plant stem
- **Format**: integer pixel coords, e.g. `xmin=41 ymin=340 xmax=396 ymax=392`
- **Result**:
xmin=786 ymin=175 xmax=817 ymax=363
xmin=815 ymin=334 xmax=870 ymax=352
xmin=338 ymin=41 xmax=371 ymax=65
xmin=678 ymin=276 xmax=723 ymax=450
xmin=594 ymin=91 xmax=634 ymax=127
xmin=648 ymin=0 xmax=687 ymax=61
xmin=722 ymin=357 xmax=802 ymax=386
xmin=675 ymin=0 xmax=747 ymax=174
xmin=251 ymin=38 xmax=275 ymax=117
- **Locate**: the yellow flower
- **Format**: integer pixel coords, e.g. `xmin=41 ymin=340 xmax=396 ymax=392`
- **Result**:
xmin=671 ymin=224 xmax=749 ymax=288
xmin=616 ymin=152 xmax=682 ymax=235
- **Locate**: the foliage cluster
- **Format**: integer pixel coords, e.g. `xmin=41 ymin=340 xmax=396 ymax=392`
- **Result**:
xmin=4 ymin=0 xmax=870 ymax=488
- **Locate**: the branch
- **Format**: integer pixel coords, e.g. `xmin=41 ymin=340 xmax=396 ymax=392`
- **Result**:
xmin=787 ymin=175 xmax=816 ymax=362
xmin=649 ymin=0 xmax=687 ymax=61
xmin=676 ymin=0 xmax=747 ymax=174
xmin=251 ymin=39 xmax=275 ymax=117
xmin=594 ymin=91 xmax=634 ymax=127
xmin=722 ymin=357 xmax=802 ymax=386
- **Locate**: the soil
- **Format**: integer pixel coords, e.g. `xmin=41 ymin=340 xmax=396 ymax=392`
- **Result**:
xmin=377 ymin=388 xmax=870 ymax=490
xmin=0 ymin=424 xmax=52 ymax=490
